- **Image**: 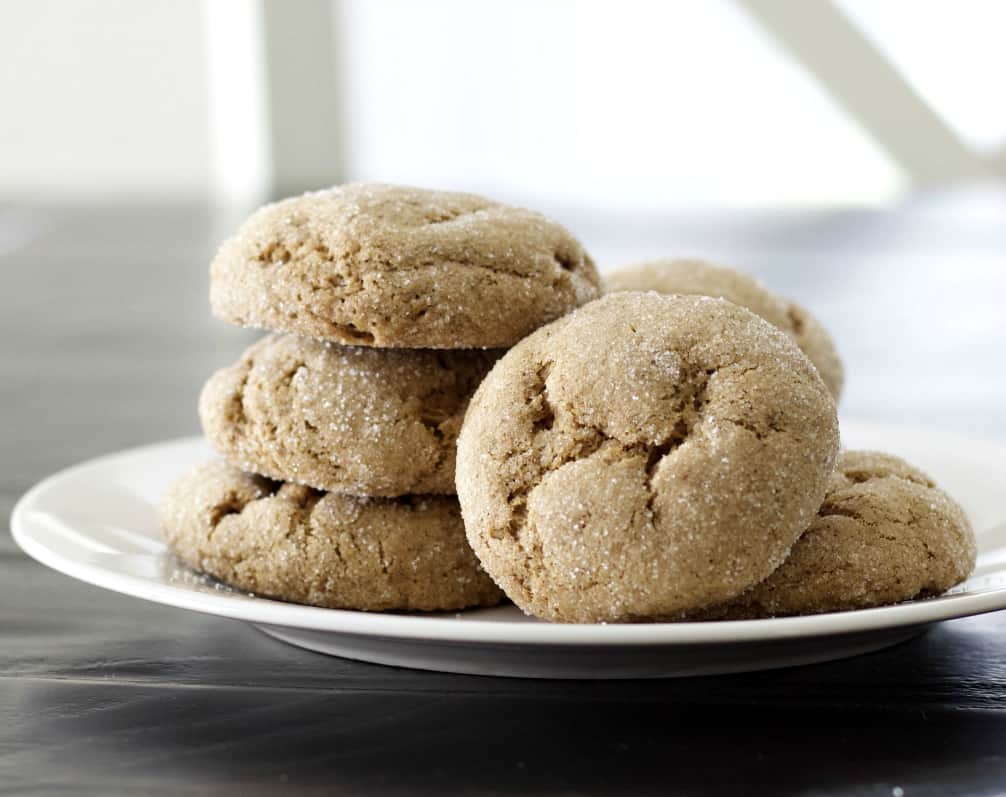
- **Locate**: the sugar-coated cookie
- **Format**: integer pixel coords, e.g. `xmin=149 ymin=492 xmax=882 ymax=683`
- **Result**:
xmin=200 ymin=334 xmax=498 ymax=496
xmin=605 ymin=258 xmax=844 ymax=399
xmin=695 ymin=451 xmax=976 ymax=619
xmin=211 ymin=183 xmax=600 ymax=348
xmin=160 ymin=461 xmax=504 ymax=611
xmin=456 ymin=292 xmax=839 ymax=623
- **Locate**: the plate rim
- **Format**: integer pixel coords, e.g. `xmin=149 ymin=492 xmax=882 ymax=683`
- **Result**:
xmin=11 ymin=419 xmax=1006 ymax=648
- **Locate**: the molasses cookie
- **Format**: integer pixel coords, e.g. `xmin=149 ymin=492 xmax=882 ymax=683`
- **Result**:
xmin=200 ymin=334 xmax=499 ymax=495
xmin=211 ymin=183 xmax=600 ymax=348
xmin=160 ymin=461 xmax=503 ymax=611
xmin=456 ymin=291 xmax=840 ymax=623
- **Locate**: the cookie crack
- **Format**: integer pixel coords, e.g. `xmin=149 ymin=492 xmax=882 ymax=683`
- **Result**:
xmin=506 ymin=364 xmax=713 ymax=540
xmin=294 ymin=487 xmax=325 ymax=514
xmin=719 ymin=413 xmax=785 ymax=441
xmin=817 ymin=501 xmax=863 ymax=521
xmin=376 ymin=537 xmax=390 ymax=576
xmin=721 ymin=417 xmax=767 ymax=440
xmin=531 ymin=363 xmax=555 ymax=433
xmin=207 ymin=490 xmax=249 ymax=531
xmin=417 ymin=409 xmax=449 ymax=439
xmin=640 ymin=368 xmax=711 ymax=517
xmin=228 ymin=350 xmax=307 ymax=438
xmin=204 ymin=475 xmax=278 ymax=545
xmin=229 ymin=365 xmax=252 ymax=432
xmin=330 ymin=322 xmax=376 ymax=344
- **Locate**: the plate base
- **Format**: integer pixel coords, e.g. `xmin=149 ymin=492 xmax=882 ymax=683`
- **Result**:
xmin=255 ymin=623 xmax=929 ymax=679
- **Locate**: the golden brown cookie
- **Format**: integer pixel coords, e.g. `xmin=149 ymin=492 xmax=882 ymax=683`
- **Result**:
xmin=210 ymin=183 xmax=600 ymax=348
xmin=159 ymin=461 xmax=503 ymax=612
xmin=200 ymin=334 xmax=498 ymax=496
xmin=604 ymin=258 xmax=844 ymax=399
xmin=456 ymin=291 xmax=840 ymax=623
xmin=695 ymin=451 xmax=976 ymax=619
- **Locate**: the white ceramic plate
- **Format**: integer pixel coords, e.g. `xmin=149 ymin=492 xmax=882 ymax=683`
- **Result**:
xmin=11 ymin=420 xmax=1006 ymax=679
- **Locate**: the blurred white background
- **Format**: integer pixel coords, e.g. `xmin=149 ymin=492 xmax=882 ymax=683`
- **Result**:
xmin=4 ymin=0 xmax=1006 ymax=207
xmin=1 ymin=0 xmax=1005 ymax=438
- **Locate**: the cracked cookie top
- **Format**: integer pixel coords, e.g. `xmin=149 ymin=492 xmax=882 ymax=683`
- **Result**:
xmin=604 ymin=258 xmax=844 ymax=399
xmin=159 ymin=460 xmax=503 ymax=611
xmin=210 ymin=183 xmax=601 ymax=348
xmin=456 ymin=291 xmax=840 ymax=623
xmin=696 ymin=451 xmax=976 ymax=619
xmin=200 ymin=333 xmax=500 ymax=496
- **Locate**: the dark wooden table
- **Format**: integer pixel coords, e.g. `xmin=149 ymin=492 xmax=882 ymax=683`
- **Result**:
xmin=3 ymin=197 xmax=1006 ymax=795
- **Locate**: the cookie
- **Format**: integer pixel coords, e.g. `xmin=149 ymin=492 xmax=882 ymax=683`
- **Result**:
xmin=200 ymin=334 xmax=499 ymax=496
xmin=694 ymin=451 xmax=976 ymax=619
xmin=456 ymin=291 xmax=840 ymax=623
xmin=604 ymin=258 xmax=844 ymax=399
xmin=159 ymin=461 xmax=504 ymax=611
xmin=210 ymin=183 xmax=600 ymax=348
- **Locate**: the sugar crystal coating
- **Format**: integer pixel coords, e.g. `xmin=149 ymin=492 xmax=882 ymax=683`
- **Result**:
xmin=159 ymin=460 xmax=503 ymax=611
xmin=210 ymin=182 xmax=601 ymax=348
xmin=456 ymin=291 xmax=840 ymax=623
xmin=200 ymin=333 xmax=499 ymax=495
xmin=692 ymin=450 xmax=977 ymax=619
xmin=605 ymin=258 xmax=844 ymax=399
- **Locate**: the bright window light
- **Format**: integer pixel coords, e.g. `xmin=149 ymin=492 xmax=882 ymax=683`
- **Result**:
xmin=838 ymin=0 xmax=1006 ymax=153
xmin=336 ymin=0 xmax=905 ymax=208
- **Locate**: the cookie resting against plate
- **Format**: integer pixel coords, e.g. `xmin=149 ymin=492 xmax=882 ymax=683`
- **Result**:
xmin=456 ymin=291 xmax=840 ymax=623
xmin=159 ymin=461 xmax=503 ymax=612
xmin=693 ymin=451 xmax=976 ymax=619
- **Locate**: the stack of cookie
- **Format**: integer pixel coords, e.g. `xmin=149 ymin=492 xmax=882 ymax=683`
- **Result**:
xmin=161 ymin=185 xmax=975 ymax=625
xmin=160 ymin=184 xmax=601 ymax=612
